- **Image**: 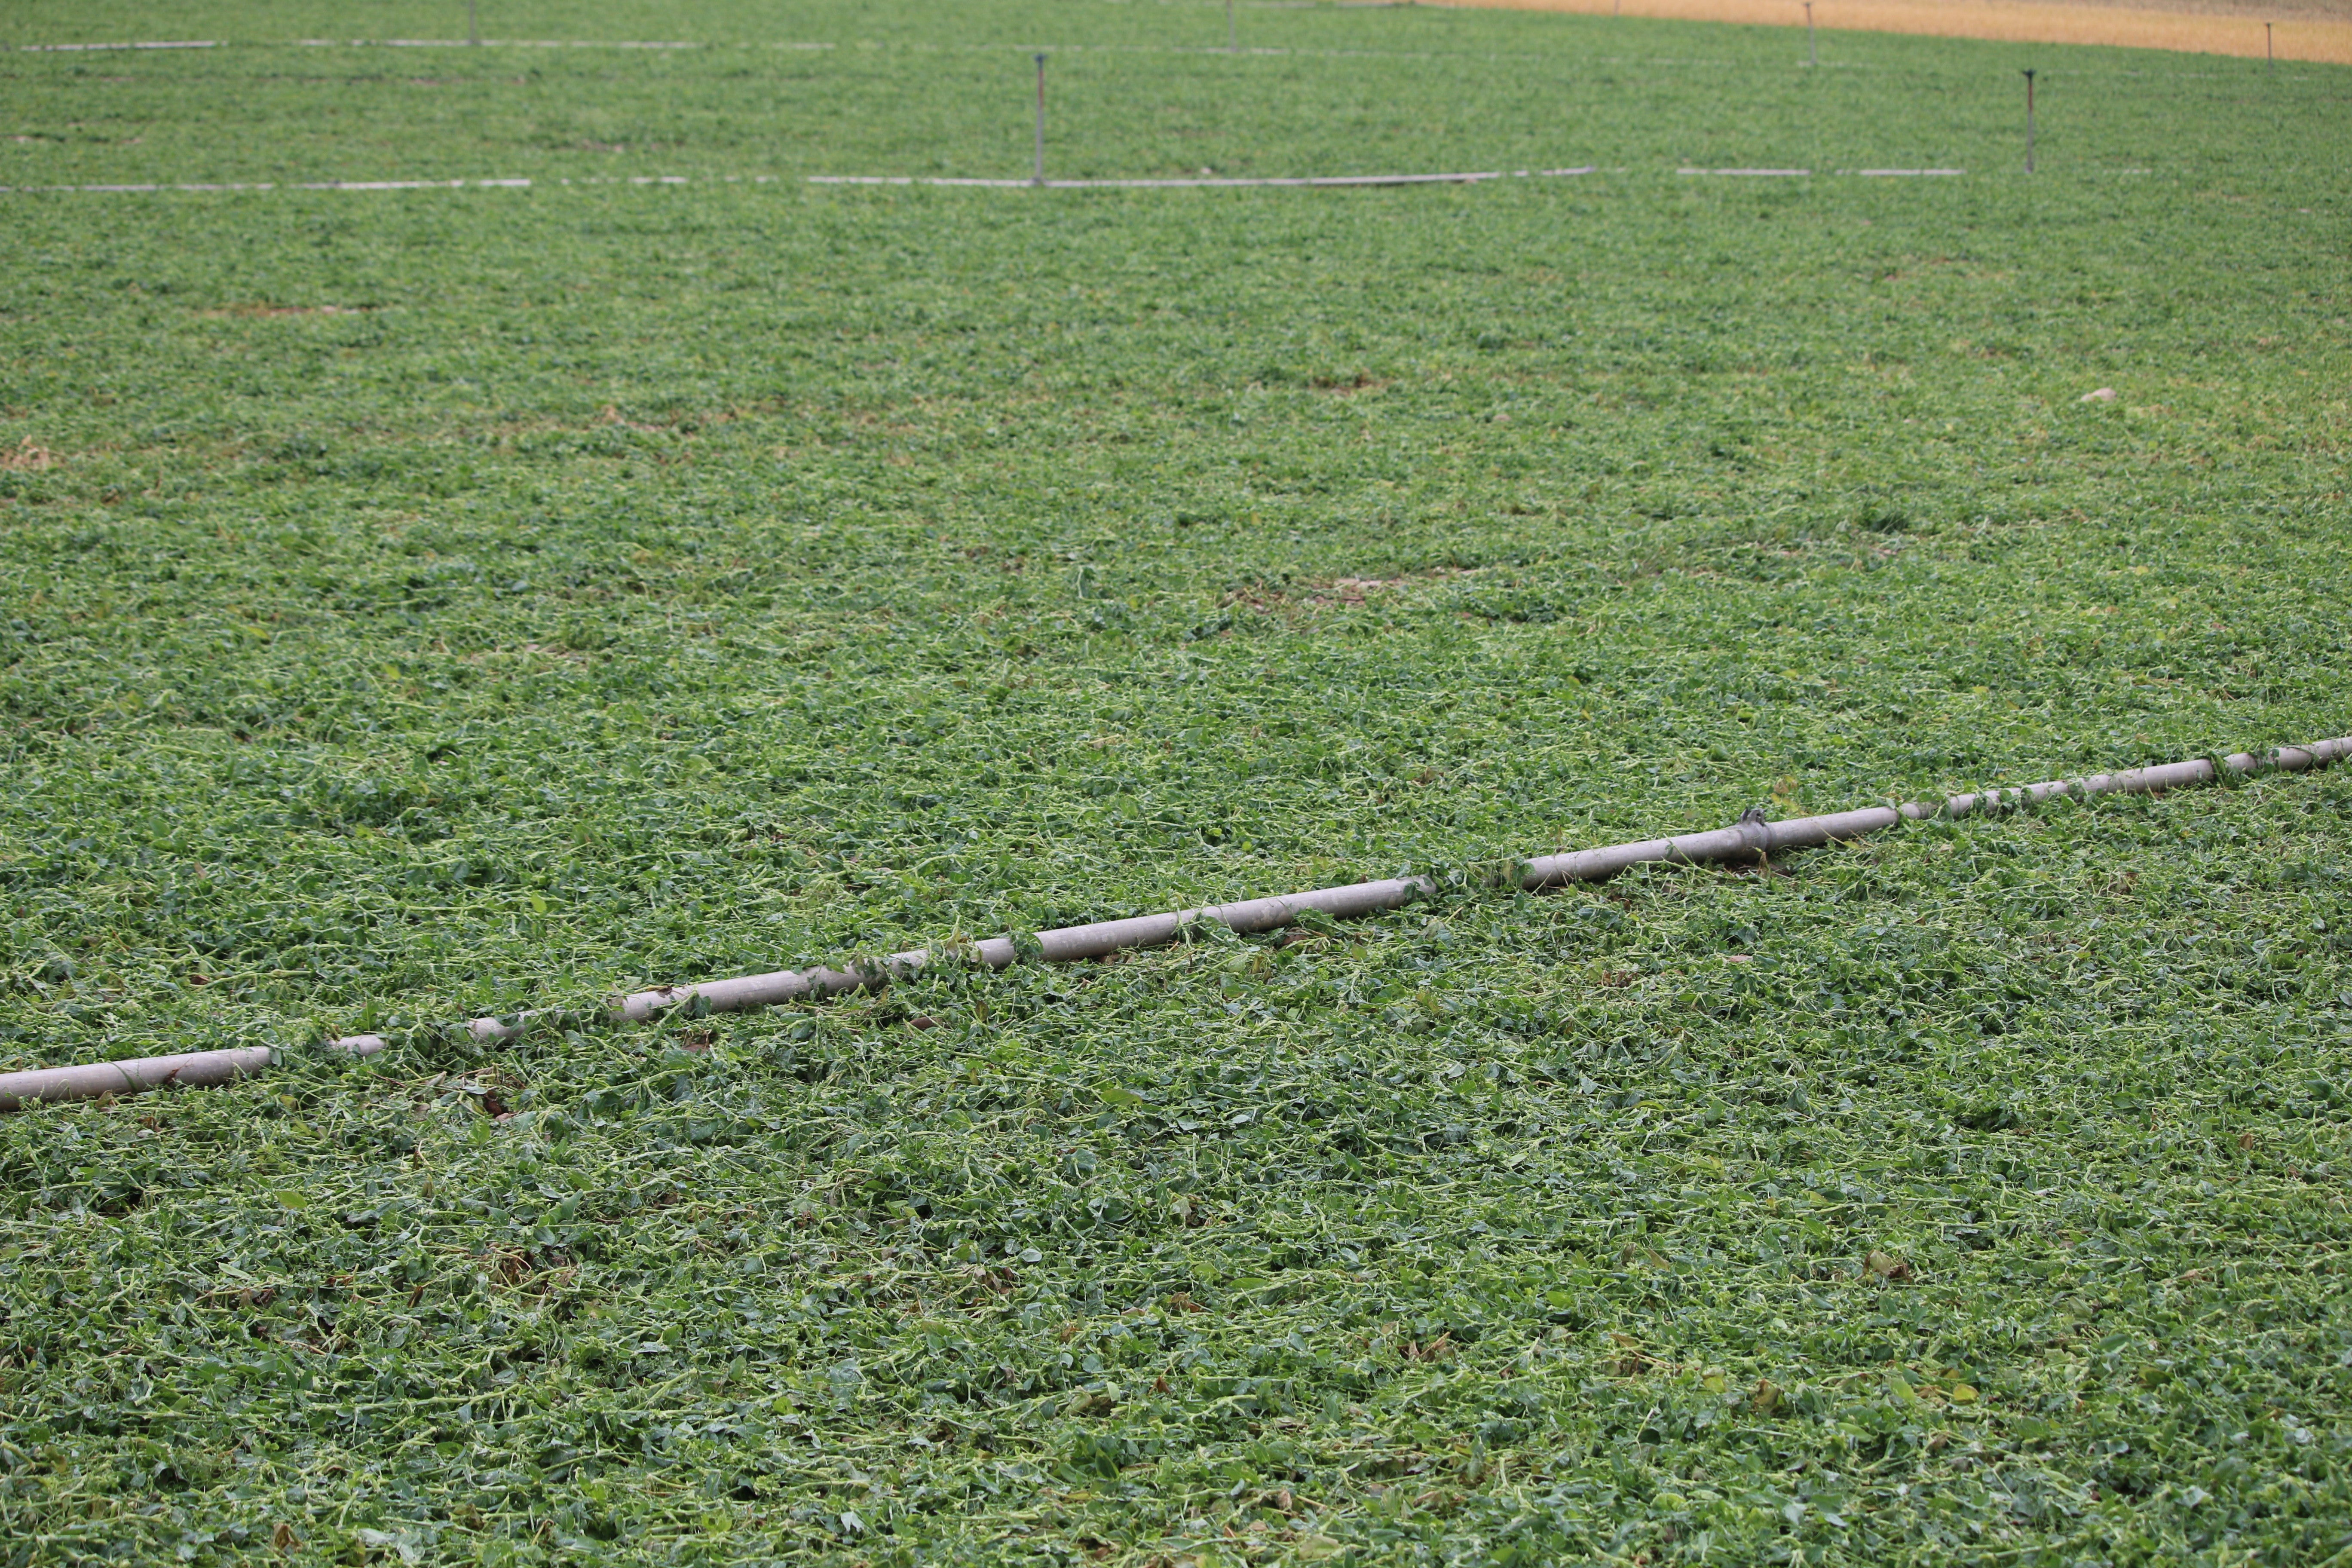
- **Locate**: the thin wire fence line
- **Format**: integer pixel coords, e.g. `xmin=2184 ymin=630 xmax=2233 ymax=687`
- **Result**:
xmin=2 ymin=165 xmax=1988 ymax=196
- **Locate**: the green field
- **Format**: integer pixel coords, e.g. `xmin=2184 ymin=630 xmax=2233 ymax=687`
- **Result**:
xmin=3 ymin=2 xmax=2350 ymax=1562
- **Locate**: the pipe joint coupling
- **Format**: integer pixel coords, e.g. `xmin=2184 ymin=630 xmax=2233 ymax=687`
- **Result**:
xmin=1731 ymin=805 xmax=1772 ymax=859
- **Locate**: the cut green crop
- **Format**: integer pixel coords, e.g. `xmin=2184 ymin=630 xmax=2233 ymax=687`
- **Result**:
xmin=1 ymin=3 xmax=2347 ymax=1563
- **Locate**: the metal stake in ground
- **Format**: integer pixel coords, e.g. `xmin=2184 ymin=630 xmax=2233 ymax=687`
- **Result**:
xmin=2267 ymin=21 xmax=2274 ymax=71
xmin=1033 ymin=54 xmax=1047 ymax=186
xmin=1804 ymin=2 xmax=1816 ymax=67
xmin=1229 ymin=0 xmax=1238 ymax=54
xmin=468 ymin=0 xmax=478 ymax=46
xmin=2021 ymin=68 xmax=2036 ymax=173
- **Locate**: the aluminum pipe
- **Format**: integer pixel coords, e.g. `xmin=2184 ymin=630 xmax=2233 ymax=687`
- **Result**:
xmin=3 ymin=734 xmax=2344 ymax=1110
xmin=0 ymin=1035 xmax=388 ymax=1112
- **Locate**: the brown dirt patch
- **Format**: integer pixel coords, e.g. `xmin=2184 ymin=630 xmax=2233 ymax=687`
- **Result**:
xmin=1438 ymin=0 xmax=2352 ymax=64
xmin=0 ymin=438 xmax=57 ymax=472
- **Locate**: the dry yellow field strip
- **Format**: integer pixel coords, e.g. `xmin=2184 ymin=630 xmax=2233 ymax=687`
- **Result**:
xmin=1436 ymin=0 xmax=2352 ymax=64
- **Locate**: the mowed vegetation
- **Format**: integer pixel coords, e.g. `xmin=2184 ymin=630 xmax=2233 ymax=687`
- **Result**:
xmin=3 ymin=2 xmax=2350 ymax=1563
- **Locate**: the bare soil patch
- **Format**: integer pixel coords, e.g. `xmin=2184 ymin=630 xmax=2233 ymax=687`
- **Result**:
xmin=1442 ymin=0 xmax=2352 ymax=64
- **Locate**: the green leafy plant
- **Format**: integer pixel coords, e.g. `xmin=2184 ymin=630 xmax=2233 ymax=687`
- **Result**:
xmin=0 ymin=2 xmax=2346 ymax=1562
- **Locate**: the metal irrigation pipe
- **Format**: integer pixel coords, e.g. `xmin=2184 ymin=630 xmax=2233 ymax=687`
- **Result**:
xmin=1 ymin=735 xmax=2345 ymax=1111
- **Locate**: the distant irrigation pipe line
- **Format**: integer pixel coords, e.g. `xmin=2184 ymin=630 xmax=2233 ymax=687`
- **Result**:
xmin=814 ymin=166 xmax=1600 ymax=189
xmin=0 ymin=169 xmax=1605 ymax=198
xmin=3 ymin=166 xmax=1992 ymax=199
xmin=2 ymin=735 xmax=2346 ymax=1111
